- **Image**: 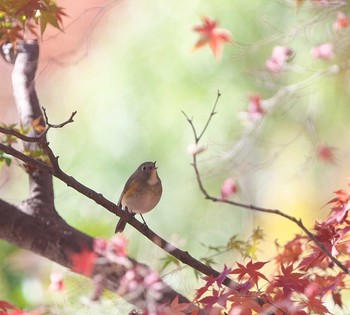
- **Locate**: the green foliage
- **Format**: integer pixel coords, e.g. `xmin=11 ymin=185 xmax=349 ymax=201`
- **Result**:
xmin=160 ymin=254 xmax=180 ymax=271
xmin=0 ymin=151 xmax=12 ymax=167
xmin=202 ymin=227 xmax=265 ymax=262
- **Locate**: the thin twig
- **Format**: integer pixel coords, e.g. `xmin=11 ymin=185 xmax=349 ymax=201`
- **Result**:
xmin=182 ymin=90 xmax=221 ymax=144
xmin=197 ymin=90 xmax=221 ymax=143
xmin=183 ymin=92 xmax=349 ymax=275
xmin=42 ymin=107 xmax=77 ymax=129
xmin=0 ymin=110 xmax=77 ymax=143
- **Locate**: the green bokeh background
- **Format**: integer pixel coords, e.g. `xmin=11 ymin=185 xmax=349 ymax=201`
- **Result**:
xmin=1 ymin=0 xmax=350 ymax=313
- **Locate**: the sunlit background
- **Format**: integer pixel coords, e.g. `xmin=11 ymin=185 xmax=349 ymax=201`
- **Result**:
xmin=1 ymin=0 xmax=350 ymax=313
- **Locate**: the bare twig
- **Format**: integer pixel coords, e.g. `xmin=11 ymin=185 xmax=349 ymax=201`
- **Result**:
xmin=182 ymin=90 xmax=221 ymax=144
xmin=0 ymin=109 xmax=77 ymax=143
xmin=183 ymin=92 xmax=349 ymax=275
xmin=42 ymin=107 xmax=77 ymax=129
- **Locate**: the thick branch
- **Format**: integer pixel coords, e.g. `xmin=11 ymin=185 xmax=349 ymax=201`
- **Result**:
xmin=3 ymin=39 xmax=203 ymax=312
xmin=0 ymin=141 xmax=237 ymax=288
xmin=11 ymin=40 xmax=57 ymax=218
xmin=0 ymin=198 xmax=193 ymax=310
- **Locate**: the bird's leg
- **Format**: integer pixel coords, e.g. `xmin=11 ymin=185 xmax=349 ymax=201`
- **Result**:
xmin=125 ymin=206 xmax=136 ymax=219
xmin=140 ymin=214 xmax=148 ymax=227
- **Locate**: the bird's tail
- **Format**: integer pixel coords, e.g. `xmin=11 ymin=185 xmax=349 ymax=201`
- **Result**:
xmin=115 ymin=218 xmax=127 ymax=233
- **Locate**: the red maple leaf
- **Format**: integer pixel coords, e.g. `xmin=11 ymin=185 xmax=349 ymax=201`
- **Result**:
xmin=301 ymin=297 xmax=329 ymax=314
xmin=307 ymin=273 xmax=345 ymax=299
xmin=332 ymin=290 xmax=342 ymax=308
xmin=193 ymin=16 xmax=232 ymax=59
xmin=298 ymin=221 xmax=346 ymax=270
xmin=262 ymin=289 xmax=307 ymax=315
xmin=299 ymin=247 xmax=328 ymax=271
xmin=198 ymin=288 xmax=231 ymax=310
xmin=228 ymin=291 xmax=262 ymax=314
xmin=158 ymin=296 xmax=197 ymax=315
xmin=195 ymin=265 xmax=235 ymax=301
xmin=275 ymin=235 xmax=305 ymax=265
xmin=231 ymin=260 xmax=269 ymax=284
xmin=0 ymin=300 xmax=16 ymax=312
xmin=324 ymin=189 xmax=350 ymax=225
xmin=215 ymin=264 xmax=233 ymax=287
xmin=195 ymin=275 xmax=216 ymax=301
xmin=0 ymin=301 xmax=42 ymax=315
xmin=273 ymin=264 xmax=308 ymax=297
xmin=71 ymin=248 xmax=97 ymax=276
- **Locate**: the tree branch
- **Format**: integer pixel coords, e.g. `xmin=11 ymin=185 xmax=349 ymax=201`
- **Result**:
xmin=183 ymin=91 xmax=349 ymax=275
xmin=0 ymin=140 xmax=237 ymax=289
xmin=11 ymin=40 xmax=58 ymax=219
xmin=0 ymin=109 xmax=77 ymax=143
xmin=1 ymin=39 xmax=209 ymax=313
xmin=0 ymin=198 xmax=193 ymax=311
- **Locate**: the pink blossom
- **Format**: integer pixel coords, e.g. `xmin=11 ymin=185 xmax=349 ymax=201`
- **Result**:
xmin=333 ymin=12 xmax=350 ymax=32
xmin=266 ymin=46 xmax=294 ymax=73
xmin=110 ymin=234 xmax=128 ymax=257
xmin=49 ymin=272 xmax=64 ymax=291
xmin=118 ymin=265 xmax=164 ymax=296
xmin=187 ymin=143 xmax=207 ymax=155
xmin=311 ymin=43 xmax=334 ymax=60
xmin=317 ymin=144 xmax=336 ymax=163
xmin=221 ymin=178 xmax=238 ymax=199
xmin=93 ymin=238 xmax=108 ymax=255
xmin=144 ymin=270 xmax=164 ymax=291
xmin=247 ymin=94 xmax=264 ymax=121
xmin=93 ymin=236 xmax=130 ymax=266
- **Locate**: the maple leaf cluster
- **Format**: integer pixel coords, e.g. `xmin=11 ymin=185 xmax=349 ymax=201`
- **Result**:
xmin=192 ymin=188 xmax=350 ymax=314
xmin=0 ymin=0 xmax=66 ymax=46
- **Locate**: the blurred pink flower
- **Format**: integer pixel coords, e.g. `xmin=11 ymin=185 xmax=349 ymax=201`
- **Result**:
xmin=49 ymin=272 xmax=64 ymax=291
xmin=317 ymin=144 xmax=336 ymax=163
xmin=266 ymin=46 xmax=294 ymax=73
xmin=333 ymin=12 xmax=350 ymax=32
xmin=311 ymin=43 xmax=334 ymax=60
xmin=247 ymin=94 xmax=264 ymax=121
xmin=118 ymin=265 xmax=164 ymax=297
xmin=187 ymin=143 xmax=207 ymax=155
xmin=221 ymin=178 xmax=238 ymax=199
xmin=110 ymin=234 xmax=128 ymax=257
xmin=93 ymin=238 xmax=108 ymax=255
xmin=94 ymin=236 xmax=130 ymax=266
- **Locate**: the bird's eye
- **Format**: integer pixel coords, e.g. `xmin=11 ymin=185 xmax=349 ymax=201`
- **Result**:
xmin=142 ymin=166 xmax=147 ymax=171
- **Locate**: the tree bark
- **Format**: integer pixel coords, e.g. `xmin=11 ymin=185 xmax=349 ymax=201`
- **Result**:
xmin=11 ymin=40 xmax=58 ymax=219
xmin=0 ymin=198 xmax=192 ymax=310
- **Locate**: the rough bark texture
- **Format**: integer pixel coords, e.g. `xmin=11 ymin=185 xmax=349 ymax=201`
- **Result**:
xmin=11 ymin=40 xmax=57 ymax=218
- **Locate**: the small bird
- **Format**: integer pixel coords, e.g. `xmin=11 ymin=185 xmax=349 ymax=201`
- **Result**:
xmin=115 ymin=161 xmax=162 ymax=233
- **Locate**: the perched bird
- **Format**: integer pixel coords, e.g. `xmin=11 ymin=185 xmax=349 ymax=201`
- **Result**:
xmin=115 ymin=161 xmax=162 ymax=233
